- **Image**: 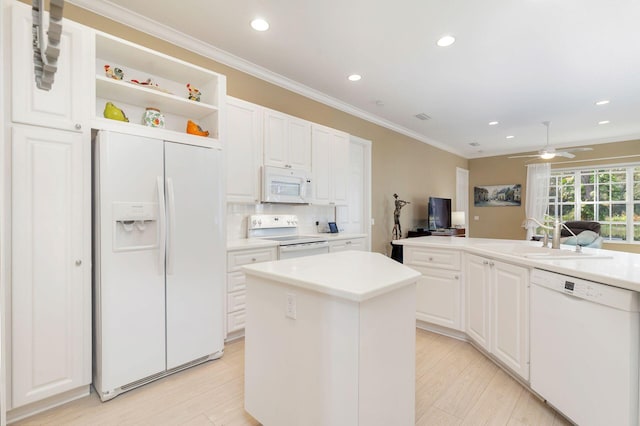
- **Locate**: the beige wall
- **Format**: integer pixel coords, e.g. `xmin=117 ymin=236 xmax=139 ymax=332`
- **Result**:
xmin=60 ymin=3 xmax=468 ymax=255
xmin=468 ymin=139 xmax=640 ymax=253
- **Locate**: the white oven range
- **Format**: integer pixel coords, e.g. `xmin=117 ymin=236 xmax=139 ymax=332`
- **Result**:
xmin=248 ymin=214 xmax=329 ymax=259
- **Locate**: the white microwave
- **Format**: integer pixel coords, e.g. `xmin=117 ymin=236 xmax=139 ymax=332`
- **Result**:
xmin=262 ymin=166 xmax=310 ymax=204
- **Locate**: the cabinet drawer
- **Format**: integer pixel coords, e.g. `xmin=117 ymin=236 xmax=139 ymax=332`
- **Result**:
xmin=227 ymin=247 xmax=277 ymax=271
xmin=227 ymin=310 xmax=246 ymax=333
xmin=227 ymin=271 xmax=246 ymax=293
xmin=404 ymin=247 xmax=461 ymax=270
xmin=227 ymin=290 xmax=246 ymax=313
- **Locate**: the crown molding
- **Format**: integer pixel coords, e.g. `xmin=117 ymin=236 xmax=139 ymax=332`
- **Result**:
xmin=67 ymin=0 xmax=465 ymax=158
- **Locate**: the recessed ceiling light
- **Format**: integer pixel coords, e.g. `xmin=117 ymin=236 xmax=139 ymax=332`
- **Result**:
xmin=488 ymin=121 xmax=499 ymax=126
xmin=595 ymin=100 xmax=610 ymax=106
xmin=436 ymin=35 xmax=456 ymax=47
xmin=598 ymin=120 xmax=610 ymax=125
xmin=250 ymin=18 xmax=269 ymax=31
xmin=506 ymin=135 xmax=515 ymax=139
xmin=348 ymin=74 xmax=362 ymax=82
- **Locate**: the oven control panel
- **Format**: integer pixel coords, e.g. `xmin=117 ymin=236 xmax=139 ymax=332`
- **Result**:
xmin=249 ymin=214 xmax=298 ymax=230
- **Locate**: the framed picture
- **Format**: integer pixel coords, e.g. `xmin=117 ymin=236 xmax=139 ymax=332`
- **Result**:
xmin=474 ymin=184 xmax=521 ymax=207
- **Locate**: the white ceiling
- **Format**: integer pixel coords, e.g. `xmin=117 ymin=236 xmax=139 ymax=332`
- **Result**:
xmin=72 ymin=0 xmax=640 ymax=158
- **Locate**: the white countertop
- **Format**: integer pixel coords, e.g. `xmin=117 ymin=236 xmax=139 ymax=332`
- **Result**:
xmin=227 ymin=233 xmax=367 ymax=251
xmin=242 ymin=251 xmax=420 ymax=302
xmin=395 ymin=236 xmax=640 ymax=292
xmin=226 ymin=238 xmax=279 ymax=251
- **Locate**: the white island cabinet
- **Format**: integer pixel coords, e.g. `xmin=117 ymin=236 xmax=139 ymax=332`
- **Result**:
xmin=242 ymin=251 xmax=420 ymax=426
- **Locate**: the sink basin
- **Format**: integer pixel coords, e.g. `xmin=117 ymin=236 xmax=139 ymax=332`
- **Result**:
xmin=477 ymin=243 xmax=613 ymax=260
xmin=523 ymin=251 xmax=613 ymax=260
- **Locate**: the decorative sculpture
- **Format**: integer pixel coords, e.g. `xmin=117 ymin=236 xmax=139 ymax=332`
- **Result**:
xmin=186 ymin=83 xmax=201 ymax=102
xmin=392 ymin=193 xmax=410 ymax=240
xmin=186 ymin=119 xmax=209 ymax=137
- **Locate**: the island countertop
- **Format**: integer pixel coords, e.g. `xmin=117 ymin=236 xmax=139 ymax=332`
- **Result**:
xmin=394 ymin=236 xmax=640 ymax=292
xmin=242 ymin=250 xmax=421 ymax=302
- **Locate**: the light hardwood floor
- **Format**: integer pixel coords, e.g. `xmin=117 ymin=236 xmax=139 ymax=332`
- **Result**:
xmin=14 ymin=329 xmax=571 ymax=425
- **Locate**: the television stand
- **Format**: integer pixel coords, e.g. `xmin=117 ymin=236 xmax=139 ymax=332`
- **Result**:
xmin=430 ymin=228 xmax=465 ymax=237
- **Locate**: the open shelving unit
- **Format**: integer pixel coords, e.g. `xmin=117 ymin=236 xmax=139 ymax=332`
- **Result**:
xmin=92 ymin=31 xmax=225 ymax=147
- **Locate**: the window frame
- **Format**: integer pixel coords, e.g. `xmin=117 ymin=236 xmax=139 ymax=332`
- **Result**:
xmin=549 ymin=163 xmax=640 ymax=244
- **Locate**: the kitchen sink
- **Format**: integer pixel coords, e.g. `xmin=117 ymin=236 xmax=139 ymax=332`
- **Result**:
xmin=477 ymin=243 xmax=613 ymax=260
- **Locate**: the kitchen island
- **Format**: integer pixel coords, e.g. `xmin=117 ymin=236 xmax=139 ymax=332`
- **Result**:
xmin=242 ymin=251 xmax=420 ymax=426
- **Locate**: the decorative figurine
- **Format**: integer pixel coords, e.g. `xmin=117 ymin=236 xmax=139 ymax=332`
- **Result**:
xmin=143 ymin=107 xmax=165 ymax=128
xmin=130 ymin=78 xmax=154 ymax=86
xmin=186 ymin=120 xmax=209 ymax=137
xmin=104 ymin=64 xmax=123 ymax=80
xmin=392 ymin=193 xmax=410 ymax=240
xmin=103 ymin=102 xmax=129 ymax=122
xmin=186 ymin=83 xmax=201 ymax=102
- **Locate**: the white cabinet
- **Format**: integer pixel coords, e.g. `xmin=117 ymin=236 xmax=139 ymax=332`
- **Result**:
xmin=404 ymin=247 xmax=463 ymax=331
xmin=491 ymin=260 xmax=529 ymax=380
xmin=226 ymin=96 xmax=262 ymax=203
xmin=465 ymin=254 xmax=492 ymax=349
xmin=93 ymin=31 xmax=226 ymax=148
xmin=263 ymin=109 xmax=311 ymax=171
xmin=328 ymin=237 xmax=366 ymax=252
xmin=465 ymin=254 xmax=529 ymax=380
xmin=10 ymin=2 xmax=91 ymax=132
xmin=311 ymin=124 xmax=349 ymax=205
xmin=226 ymin=247 xmax=277 ymax=337
xmin=10 ymin=125 xmax=91 ymax=408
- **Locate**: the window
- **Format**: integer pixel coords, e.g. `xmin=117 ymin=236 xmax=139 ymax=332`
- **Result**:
xmin=549 ymin=165 xmax=640 ymax=243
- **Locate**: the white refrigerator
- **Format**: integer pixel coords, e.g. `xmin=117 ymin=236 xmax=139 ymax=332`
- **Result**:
xmin=92 ymin=131 xmax=224 ymax=401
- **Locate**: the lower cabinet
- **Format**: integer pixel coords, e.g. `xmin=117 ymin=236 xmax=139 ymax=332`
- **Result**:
xmin=10 ymin=125 xmax=91 ymax=408
xmin=465 ymin=253 xmax=529 ymax=380
xmin=226 ymin=247 xmax=277 ymax=337
xmin=404 ymin=247 xmax=463 ymax=331
xmin=328 ymin=237 xmax=366 ymax=252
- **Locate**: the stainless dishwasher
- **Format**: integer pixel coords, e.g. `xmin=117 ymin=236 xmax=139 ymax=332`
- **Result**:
xmin=530 ymin=269 xmax=640 ymax=426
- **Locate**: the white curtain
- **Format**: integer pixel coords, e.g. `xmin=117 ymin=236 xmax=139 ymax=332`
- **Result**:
xmin=523 ymin=163 xmax=551 ymax=240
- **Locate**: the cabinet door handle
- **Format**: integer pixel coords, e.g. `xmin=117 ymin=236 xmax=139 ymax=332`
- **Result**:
xmin=251 ymin=257 xmax=257 ymax=262
xmin=489 ymin=261 xmax=495 ymax=267
xmin=75 ymin=259 xmax=82 ymax=266
xmin=454 ymin=275 xmax=459 ymax=280
xmin=482 ymin=260 xmax=489 ymax=265
xmin=346 ymin=241 xmax=352 ymax=245
xmin=74 ymin=123 xmax=82 ymax=130
xmin=428 ymin=257 xmax=434 ymax=261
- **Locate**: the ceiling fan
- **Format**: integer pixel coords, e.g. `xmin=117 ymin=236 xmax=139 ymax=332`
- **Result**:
xmin=509 ymin=121 xmax=593 ymax=160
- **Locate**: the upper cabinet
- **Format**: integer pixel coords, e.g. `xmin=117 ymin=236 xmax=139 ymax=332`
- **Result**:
xmin=264 ymin=109 xmax=311 ymax=171
xmin=92 ymin=32 xmax=226 ymax=148
xmin=10 ymin=4 xmax=91 ymax=132
xmin=311 ymin=124 xmax=349 ymax=205
xmin=226 ymin=96 xmax=263 ymax=203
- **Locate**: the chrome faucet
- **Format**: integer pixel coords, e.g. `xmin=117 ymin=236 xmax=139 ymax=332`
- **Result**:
xmin=524 ymin=217 xmax=553 ymax=247
xmin=552 ymin=220 xmax=582 ymax=252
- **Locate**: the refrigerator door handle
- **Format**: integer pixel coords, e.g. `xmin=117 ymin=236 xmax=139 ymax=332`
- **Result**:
xmin=166 ymin=177 xmax=176 ymax=275
xmin=157 ymin=176 xmax=166 ymax=275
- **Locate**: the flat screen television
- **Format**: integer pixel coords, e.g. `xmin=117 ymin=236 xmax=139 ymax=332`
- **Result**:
xmin=428 ymin=197 xmax=452 ymax=230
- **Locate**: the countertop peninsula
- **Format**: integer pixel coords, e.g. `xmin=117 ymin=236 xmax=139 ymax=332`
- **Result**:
xmin=394 ymin=236 xmax=640 ymax=291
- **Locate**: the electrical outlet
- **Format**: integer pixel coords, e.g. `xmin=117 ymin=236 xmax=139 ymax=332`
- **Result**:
xmin=285 ymin=293 xmax=297 ymax=319
xmin=474 ymin=216 xmax=480 ymax=221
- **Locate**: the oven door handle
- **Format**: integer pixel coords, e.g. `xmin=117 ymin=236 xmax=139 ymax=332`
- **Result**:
xmin=279 ymin=241 xmax=329 ymax=252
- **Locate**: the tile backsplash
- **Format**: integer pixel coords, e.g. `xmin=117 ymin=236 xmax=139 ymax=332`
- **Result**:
xmin=227 ymin=203 xmax=336 ymax=240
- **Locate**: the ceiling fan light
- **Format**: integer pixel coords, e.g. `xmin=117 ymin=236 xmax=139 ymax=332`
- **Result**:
xmin=540 ymin=152 xmax=556 ymax=160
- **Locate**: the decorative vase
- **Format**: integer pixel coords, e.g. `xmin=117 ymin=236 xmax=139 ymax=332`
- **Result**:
xmin=143 ymin=107 xmax=165 ymax=128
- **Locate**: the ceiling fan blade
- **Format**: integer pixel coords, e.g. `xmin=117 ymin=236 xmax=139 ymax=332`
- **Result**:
xmin=508 ymin=154 xmax=542 ymax=158
xmin=557 ymin=152 xmax=576 ymax=159
xmin=562 ymin=147 xmax=593 ymax=153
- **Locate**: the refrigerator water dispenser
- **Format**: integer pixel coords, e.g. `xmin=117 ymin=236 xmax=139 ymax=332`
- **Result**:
xmin=112 ymin=202 xmax=159 ymax=251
